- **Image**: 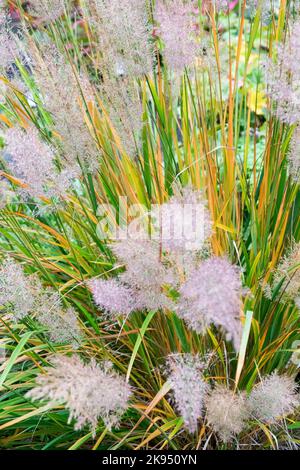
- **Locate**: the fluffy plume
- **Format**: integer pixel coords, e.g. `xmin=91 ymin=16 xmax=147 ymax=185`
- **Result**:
xmin=248 ymin=373 xmax=299 ymax=424
xmin=85 ymin=0 xmax=152 ymax=154
xmin=0 ymin=257 xmax=40 ymax=321
xmin=176 ymin=257 xmax=242 ymax=350
xmin=35 ymin=290 xmax=82 ymax=348
xmin=0 ymin=11 xmax=19 ymax=73
xmin=4 ymin=126 xmax=71 ymax=198
xmin=155 ymin=0 xmax=198 ymax=73
xmin=29 ymin=0 xmax=67 ymax=22
xmin=26 ymin=355 xmax=132 ymax=435
xmin=0 ymin=257 xmax=82 ymax=345
xmin=288 ymin=126 xmax=300 ymax=183
xmin=111 ymin=238 xmax=174 ymax=311
xmin=265 ymin=19 xmax=300 ymax=125
xmin=101 ymin=77 xmax=143 ymax=156
xmin=272 ymin=241 xmax=300 ymax=305
xmin=166 ymin=354 xmax=209 ymax=433
xmin=152 ymin=186 xmax=213 ymax=254
xmin=31 ymin=43 xmax=98 ymax=170
xmin=88 ymin=0 xmax=152 ymax=78
xmin=205 ymin=385 xmax=248 ymax=442
xmin=89 ymin=277 xmax=142 ymax=319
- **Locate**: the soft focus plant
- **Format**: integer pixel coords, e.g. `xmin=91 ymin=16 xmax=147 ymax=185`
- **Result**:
xmin=0 ymin=0 xmax=299 ymax=450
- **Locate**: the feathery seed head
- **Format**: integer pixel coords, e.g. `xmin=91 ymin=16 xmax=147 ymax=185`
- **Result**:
xmin=101 ymin=77 xmax=143 ymax=156
xmin=0 ymin=11 xmax=19 ymax=73
xmin=176 ymin=257 xmax=243 ymax=350
xmin=248 ymin=373 xmax=299 ymax=424
xmin=166 ymin=353 xmax=209 ymax=433
xmin=155 ymin=0 xmax=198 ymax=73
xmin=88 ymin=0 xmax=152 ymax=78
xmin=4 ymin=126 xmax=59 ymax=198
xmin=111 ymin=238 xmax=175 ymax=311
xmin=288 ymin=126 xmax=300 ymax=183
xmin=31 ymin=43 xmax=98 ymax=170
xmin=272 ymin=241 xmax=300 ymax=305
xmin=29 ymin=0 xmax=67 ymax=22
xmin=89 ymin=277 xmax=142 ymax=319
xmin=35 ymin=290 xmax=82 ymax=348
xmin=265 ymin=20 xmax=300 ymax=125
xmin=0 ymin=257 xmax=40 ymax=321
xmin=205 ymin=385 xmax=248 ymax=442
xmin=152 ymin=186 xmax=213 ymax=254
xmin=26 ymin=355 xmax=132 ymax=435
xmin=83 ymin=1 xmax=151 ymax=156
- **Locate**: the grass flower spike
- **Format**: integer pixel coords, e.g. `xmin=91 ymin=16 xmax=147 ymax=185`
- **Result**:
xmin=26 ymin=355 xmax=132 ymax=435
xmin=155 ymin=0 xmax=198 ymax=73
xmin=205 ymin=385 xmax=248 ymax=442
xmin=0 ymin=1 xmax=300 ymax=452
xmin=166 ymin=354 xmax=209 ymax=433
xmin=176 ymin=257 xmax=243 ymax=350
xmin=0 ymin=258 xmax=39 ymax=321
xmin=248 ymin=373 xmax=299 ymax=424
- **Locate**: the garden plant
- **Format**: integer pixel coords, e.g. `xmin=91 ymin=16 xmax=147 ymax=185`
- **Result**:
xmin=0 ymin=0 xmax=300 ymax=451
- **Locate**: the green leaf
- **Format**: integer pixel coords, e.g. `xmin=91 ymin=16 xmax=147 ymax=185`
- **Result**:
xmin=126 ymin=310 xmax=156 ymax=382
xmin=0 ymin=331 xmax=35 ymax=388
